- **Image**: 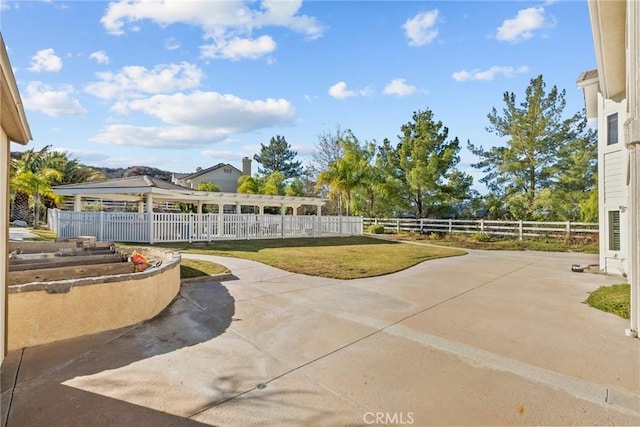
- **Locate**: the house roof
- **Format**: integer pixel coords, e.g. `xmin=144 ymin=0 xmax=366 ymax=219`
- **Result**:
xmin=576 ymin=69 xmax=600 ymax=119
xmin=576 ymin=69 xmax=598 ymax=84
xmin=180 ymin=163 xmax=242 ymax=181
xmin=1 ymin=33 xmax=31 ymax=145
xmin=55 ymin=175 xmax=192 ymax=192
xmin=54 ymin=175 xmax=327 ymax=207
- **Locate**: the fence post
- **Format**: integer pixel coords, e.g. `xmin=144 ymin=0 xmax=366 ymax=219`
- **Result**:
xmin=396 ymin=219 xmax=400 ymax=233
xmin=566 ymin=221 xmax=571 ymax=240
xmin=148 ymin=213 xmax=154 ymax=244
xmin=99 ymin=211 xmax=104 ymax=241
xmin=518 ymin=220 xmax=523 ymax=241
xmin=420 ymin=218 xmax=424 ymax=234
xmin=480 ymin=218 xmax=485 ymax=233
xmin=448 ymin=218 xmax=452 ymax=234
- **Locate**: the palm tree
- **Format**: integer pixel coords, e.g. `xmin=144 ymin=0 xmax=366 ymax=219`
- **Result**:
xmin=12 ymin=168 xmax=62 ymax=228
xmin=10 ymin=146 xmax=50 ymax=223
xmin=46 ymin=150 xmax=105 ymax=186
xmin=315 ymin=131 xmax=371 ymax=216
xmin=42 ymin=150 xmax=105 ymax=209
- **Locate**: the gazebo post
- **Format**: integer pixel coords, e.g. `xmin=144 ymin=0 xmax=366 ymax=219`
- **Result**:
xmin=235 ymin=202 xmax=241 ymax=214
xmin=280 ymin=203 xmax=285 ymax=239
xmin=197 ymin=200 xmax=203 ymax=214
xmin=73 ymin=194 xmax=82 ymax=212
xmin=218 ymin=204 xmax=224 ymax=238
xmin=147 ymin=194 xmax=154 ymax=244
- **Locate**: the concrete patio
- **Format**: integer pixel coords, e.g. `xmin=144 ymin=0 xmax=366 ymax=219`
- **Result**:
xmin=2 ymin=249 xmax=639 ymax=426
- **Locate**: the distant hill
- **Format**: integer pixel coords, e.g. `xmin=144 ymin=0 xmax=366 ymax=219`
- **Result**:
xmin=95 ymin=165 xmax=174 ymax=181
xmin=11 ymin=150 xmax=178 ymax=181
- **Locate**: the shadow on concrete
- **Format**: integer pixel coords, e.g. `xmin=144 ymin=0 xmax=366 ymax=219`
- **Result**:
xmin=159 ymin=235 xmax=394 ymax=253
xmin=1 ymin=281 xmax=235 ymax=427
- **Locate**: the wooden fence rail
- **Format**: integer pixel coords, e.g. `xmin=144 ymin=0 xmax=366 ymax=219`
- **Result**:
xmin=362 ymin=218 xmax=598 ymax=241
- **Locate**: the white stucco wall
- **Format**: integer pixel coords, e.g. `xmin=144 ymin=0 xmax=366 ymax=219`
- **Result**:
xmin=598 ymin=94 xmax=629 ymax=274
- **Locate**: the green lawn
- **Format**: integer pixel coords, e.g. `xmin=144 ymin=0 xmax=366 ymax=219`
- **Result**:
xmin=585 ymin=284 xmax=630 ymax=319
xmin=180 ymin=258 xmax=230 ymax=279
xmin=23 ymin=227 xmax=57 ymax=241
xmin=162 ymin=236 xmax=466 ymax=280
xmin=386 ymin=232 xmax=599 ymax=253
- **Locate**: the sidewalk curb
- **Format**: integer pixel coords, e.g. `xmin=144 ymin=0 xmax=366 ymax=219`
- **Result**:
xmin=180 ymin=273 xmax=237 ymax=285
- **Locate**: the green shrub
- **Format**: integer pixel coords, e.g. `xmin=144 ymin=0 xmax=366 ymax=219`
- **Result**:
xmin=366 ymin=224 xmax=386 ymax=234
xmin=471 ymin=232 xmax=491 ymax=242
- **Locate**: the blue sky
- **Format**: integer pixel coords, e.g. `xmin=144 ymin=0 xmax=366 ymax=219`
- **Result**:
xmin=2 ymin=0 xmax=596 ymax=191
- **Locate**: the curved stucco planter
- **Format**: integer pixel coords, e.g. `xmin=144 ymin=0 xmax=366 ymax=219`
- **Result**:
xmin=8 ymin=248 xmax=181 ymax=350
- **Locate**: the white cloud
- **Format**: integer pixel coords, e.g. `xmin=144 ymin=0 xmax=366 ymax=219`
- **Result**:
xmin=92 ymin=124 xmax=233 ymax=148
xmin=451 ymin=65 xmax=529 ymax=82
xmin=23 ymin=81 xmax=87 ymax=116
xmin=93 ymin=91 xmax=296 ymax=148
xmin=328 ymin=81 xmax=371 ymax=99
xmin=164 ymin=37 xmax=181 ymax=51
xmin=28 ymin=48 xmax=62 ymax=72
xmin=89 ymin=50 xmax=110 ymax=64
xmin=403 ymin=10 xmax=439 ymax=47
xmin=85 ymin=62 xmax=203 ymax=99
xmin=383 ymin=78 xmax=417 ymax=96
xmin=329 ymin=82 xmax=355 ymax=99
xmin=201 ymin=35 xmax=276 ymax=60
xmin=496 ymin=7 xmax=549 ymax=43
xmin=55 ymin=148 xmax=110 ymax=163
xmin=101 ymin=0 xmax=324 ymax=60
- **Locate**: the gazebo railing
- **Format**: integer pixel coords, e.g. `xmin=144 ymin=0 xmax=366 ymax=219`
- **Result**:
xmin=48 ymin=209 xmax=363 ymax=243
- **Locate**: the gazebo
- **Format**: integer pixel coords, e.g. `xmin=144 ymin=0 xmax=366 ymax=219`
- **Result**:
xmin=49 ymin=176 xmax=360 ymax=243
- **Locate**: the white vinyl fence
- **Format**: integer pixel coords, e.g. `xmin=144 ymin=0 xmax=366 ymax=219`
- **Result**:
xmin=363 ymin=217 xmax=598 ymax=241
xmin=48 ymin=209 xmax=363 ymax=243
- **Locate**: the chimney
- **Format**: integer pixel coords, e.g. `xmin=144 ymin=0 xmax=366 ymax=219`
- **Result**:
xmin=242 ymin=157 xmax=251 ymax=176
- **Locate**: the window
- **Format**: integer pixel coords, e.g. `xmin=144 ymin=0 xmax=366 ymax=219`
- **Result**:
xmin=607 ymin=113 xmax=618 ymax=145
xmin=608 ymin=210 xmax=620 ymax=251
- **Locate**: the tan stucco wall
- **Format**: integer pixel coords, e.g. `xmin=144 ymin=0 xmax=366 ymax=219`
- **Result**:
xmin=7 ymin=248 xmax=181 ymax=350
xmin=1 ymin=127 xmax=8 ymax=363
xmin=190 ymin=168 xmax=242 ymax=193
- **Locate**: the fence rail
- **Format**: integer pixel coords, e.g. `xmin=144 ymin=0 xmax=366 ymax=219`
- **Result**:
xmin=363 ymin=217 xmax=598 ymax=240
xmin=47 ymin=209 xmax=363 ymax=243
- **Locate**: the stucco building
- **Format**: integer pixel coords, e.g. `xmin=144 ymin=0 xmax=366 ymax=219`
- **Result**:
xmin=1 ymin=33 xmax=32 ymax=362
xmin=172 ymin=157 xmax=252 ymax=193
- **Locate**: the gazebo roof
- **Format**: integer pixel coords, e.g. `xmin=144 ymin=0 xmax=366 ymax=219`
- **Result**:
xmin=53 ymin=175 xmax=327 ymax=207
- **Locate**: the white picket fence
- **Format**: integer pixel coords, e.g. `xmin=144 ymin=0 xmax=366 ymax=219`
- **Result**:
xmin=47 ymin=209 xmax=363 ymax=243
xmin=363 ymin=217 xmax=598 ymax=241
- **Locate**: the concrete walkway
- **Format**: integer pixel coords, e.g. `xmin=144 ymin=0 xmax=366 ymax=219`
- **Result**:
xmin=8 ymin=227 xmax=37 ymax=241
xmin=2 ymin=249 xmax=639 ymax=426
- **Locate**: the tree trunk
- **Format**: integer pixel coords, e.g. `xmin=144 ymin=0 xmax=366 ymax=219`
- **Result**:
xmin=12 ymin=191 xmax=30 ymax=223
xmin=33 ymin=191 xmax=41 ymax=229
